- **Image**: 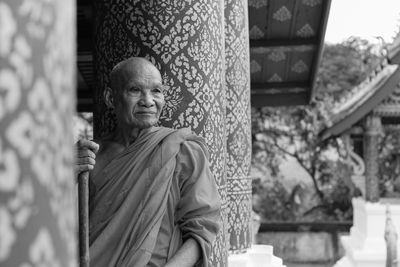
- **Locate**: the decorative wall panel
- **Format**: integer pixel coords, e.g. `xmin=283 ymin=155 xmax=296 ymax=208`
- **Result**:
xmin=93 ymin=1 xmax=227 ymax=266
xmin=224 ymin=0 xmax=252 ymax=252
xmin=0 ymin=0 xmax=77 ymax=266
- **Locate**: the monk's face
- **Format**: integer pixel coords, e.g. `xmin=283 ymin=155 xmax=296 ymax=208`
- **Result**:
xmin=112 ymin=59 xmax=165 ymax=129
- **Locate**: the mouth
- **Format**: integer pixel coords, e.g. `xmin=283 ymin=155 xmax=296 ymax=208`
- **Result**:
xmin=135 ymin=111 xmax=156 ymax=115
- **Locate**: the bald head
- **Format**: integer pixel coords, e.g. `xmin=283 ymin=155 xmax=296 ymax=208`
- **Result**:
xmin=104 ymin=57 xmax=165 ymax=130
xmin=110 ymin=57 xmax=162 ymax=93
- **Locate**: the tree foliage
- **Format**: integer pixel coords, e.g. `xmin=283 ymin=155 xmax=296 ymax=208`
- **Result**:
xmin=252 ymin=37 xmax=382 ymax=221
xmin=315 ymin=37 xmax=382 ymax=100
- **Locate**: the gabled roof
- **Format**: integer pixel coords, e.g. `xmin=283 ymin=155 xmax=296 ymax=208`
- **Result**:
xmin=249 ymin=0 xmax=332 ymax=107
xmin=320 ymin=34 xmax=400 ymax=140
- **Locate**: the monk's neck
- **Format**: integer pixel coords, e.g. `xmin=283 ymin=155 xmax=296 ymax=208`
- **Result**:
xmin=113 ymin=126 xmax=141 ymax=147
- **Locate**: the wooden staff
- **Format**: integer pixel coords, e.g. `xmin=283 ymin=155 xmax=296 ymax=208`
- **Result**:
xmin=78 ymin=171 xmax=90 ymax=267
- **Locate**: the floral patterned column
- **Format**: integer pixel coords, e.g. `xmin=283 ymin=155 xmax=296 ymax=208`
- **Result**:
xmin=93 ymin=1 xmax=227 ymax=266
xmin=224 ymin=0 xmax=252 ymax=252
xmin=0 ymin=0 xmax=77 ymax=266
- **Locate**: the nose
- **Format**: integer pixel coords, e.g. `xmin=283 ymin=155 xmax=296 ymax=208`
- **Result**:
xmin=139 ymin=92 xmax=154 ymax=107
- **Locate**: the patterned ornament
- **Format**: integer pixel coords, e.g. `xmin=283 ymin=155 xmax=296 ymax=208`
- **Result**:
xmin=273 ymin=6 xmax=292 ymax=22
xmin=248 ymin=0 xmax=269 ymax=9
xmin=0 ymin=0 xmax=77 ymax=266
xmin=296 ymin=23 xmax=315 ymax=38
xmin=268 ymin=50 xmax=286 ymax=62
xmin=249 ymin=25 xmax=265 ymax=39
xmin=302 ymin=0 xmax=322 ymax=7
xmin=225 ymin=0 xmax=252 ymax=252
xmin=292 ymin=60 xmax=308 ymax=73
xmin=269 ymin=73 xmax=283 ymax=82
xmin=250 ymin=60 xmax=262 ymax=73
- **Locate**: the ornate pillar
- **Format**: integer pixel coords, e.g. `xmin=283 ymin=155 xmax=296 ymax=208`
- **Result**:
xmin=0 ymin=0 xmax=77 ymax=266
xmin=93 ymin=1 xmax=227 ymax=265
xmin=363 ymin=114 xmax=383 ymax=202
xmin=224 ymin=0 xmax=252 ymax=252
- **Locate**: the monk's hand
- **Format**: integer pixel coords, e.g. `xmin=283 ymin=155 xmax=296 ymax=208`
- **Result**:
xmin=75 ymin=139 xmax=100 ymax=178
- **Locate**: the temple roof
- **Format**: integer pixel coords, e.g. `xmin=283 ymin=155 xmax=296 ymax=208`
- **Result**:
xmin=76 ymin=0 xmax=332 ymax=111
xmin=320 ymin=33 xmax=400 ymax=140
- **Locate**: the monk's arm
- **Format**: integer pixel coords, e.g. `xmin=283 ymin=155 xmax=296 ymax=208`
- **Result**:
xmin=164 ymin=238 xmax=201 ymax=267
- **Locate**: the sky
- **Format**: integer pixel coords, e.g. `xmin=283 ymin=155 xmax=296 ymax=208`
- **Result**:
xmin=325 ymin=0 xmax=400 ymax=44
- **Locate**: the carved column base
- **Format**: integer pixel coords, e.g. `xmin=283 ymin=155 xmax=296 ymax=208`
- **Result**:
xmin=334 ymin=198 xmax=400 ymax=267
xmin=228 ymin=245 xmax=286 ymax=267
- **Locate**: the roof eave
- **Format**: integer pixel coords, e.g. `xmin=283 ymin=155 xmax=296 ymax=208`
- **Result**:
xmin=308 ymin=0 xmax=332 ymax=103
xmin=320 ymin=65 xmax=400 ymax=140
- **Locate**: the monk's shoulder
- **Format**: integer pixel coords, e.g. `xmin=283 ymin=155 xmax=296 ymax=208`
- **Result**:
xmin=165 ymin=127 xmax=203 ymax=142
xmin=170 ymin=128 xmax=209 ymax=161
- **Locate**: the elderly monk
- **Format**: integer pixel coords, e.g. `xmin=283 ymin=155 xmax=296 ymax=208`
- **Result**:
xmin=76 ymin=57 xmax=221 ymax=267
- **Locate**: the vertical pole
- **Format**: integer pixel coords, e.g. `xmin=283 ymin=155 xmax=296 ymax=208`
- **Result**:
xmin=78 ymin=172 xmax=90 ymax=267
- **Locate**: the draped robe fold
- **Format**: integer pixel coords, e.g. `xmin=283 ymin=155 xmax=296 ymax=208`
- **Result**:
xmin=88 ymin=127 xmax=221 ymax=267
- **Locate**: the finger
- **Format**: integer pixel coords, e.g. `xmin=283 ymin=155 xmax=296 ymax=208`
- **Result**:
xmin=76 ymin=157 xmax=96 ymax=166
xmin=76 ymin=164 xmax=94 ymax=174
xmin=77 ymin=149 xmax=96 ymax=159
xmin=77 ymin=139 xmax=100 ymax=153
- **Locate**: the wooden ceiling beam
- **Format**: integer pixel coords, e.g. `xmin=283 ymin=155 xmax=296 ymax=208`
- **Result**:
xmin=251 ymin=92 xmax=309 ymax=107
xmin=251 ymin=81 xmax=309 ymax=90
xmin=250 ymin=38 xmax=316 ymax=48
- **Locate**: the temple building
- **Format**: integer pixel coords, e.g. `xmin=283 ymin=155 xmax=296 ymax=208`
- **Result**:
xmin=320 ymin=32 xmax=400 ymax=201
xmin=320 ymin=32 xmax=400 ymax=267
xmin=0 ymin=0 xmax=330 ymax=266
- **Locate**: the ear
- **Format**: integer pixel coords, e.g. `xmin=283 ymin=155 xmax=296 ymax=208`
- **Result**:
xmin=104 ymin=87 xmax=115 ymax=109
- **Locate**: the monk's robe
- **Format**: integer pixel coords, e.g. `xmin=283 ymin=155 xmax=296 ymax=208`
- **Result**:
xmin=88 ymin=127 xmax=221 ymax=267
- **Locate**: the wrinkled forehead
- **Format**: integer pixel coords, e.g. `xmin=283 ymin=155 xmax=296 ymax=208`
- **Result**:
xmin=110 ymin=58 xmax=162 ymax=90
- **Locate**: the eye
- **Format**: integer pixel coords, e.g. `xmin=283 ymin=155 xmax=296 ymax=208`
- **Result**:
xmin=128 ymin=87 xmax=140 ymax=93
xmin=152 ymin=88 xmax=163 ymax=94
